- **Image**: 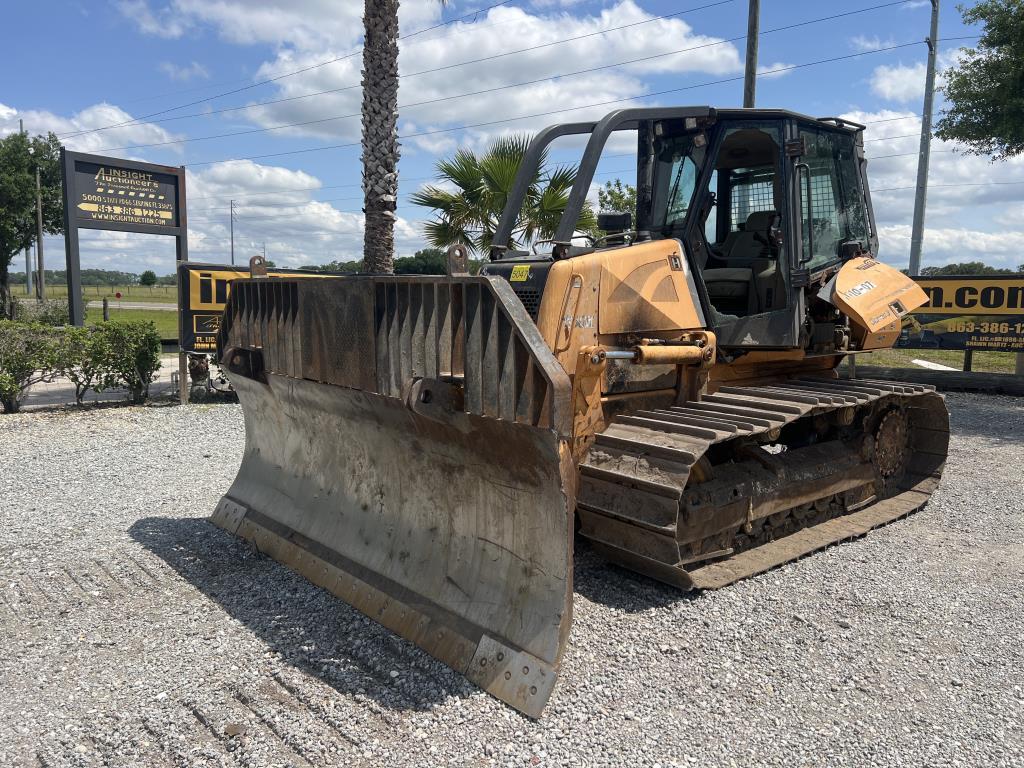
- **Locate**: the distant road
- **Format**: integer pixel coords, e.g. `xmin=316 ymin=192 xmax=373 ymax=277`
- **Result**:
xmin=87 ymin=300 xmax=176 ymax=311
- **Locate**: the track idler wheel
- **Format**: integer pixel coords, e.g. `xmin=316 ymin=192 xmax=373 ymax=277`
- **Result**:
xmin=874 ymin=407 xmax=910 ymax=479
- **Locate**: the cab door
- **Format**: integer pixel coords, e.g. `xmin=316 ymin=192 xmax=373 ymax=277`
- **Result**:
xmin=681 ymin=118 xmax=803 ymax=349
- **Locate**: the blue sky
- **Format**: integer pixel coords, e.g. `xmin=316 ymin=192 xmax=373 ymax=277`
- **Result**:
xmin=3 ymin=0 xmax=1020 ymax=274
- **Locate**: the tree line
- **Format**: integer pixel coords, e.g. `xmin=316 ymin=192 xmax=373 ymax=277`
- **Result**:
xmin=7 ymin=268 xmax=174 ymax=286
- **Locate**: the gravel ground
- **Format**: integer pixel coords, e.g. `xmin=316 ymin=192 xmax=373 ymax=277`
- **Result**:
xmin=1 ymin=393 xmax=1022 ymax=767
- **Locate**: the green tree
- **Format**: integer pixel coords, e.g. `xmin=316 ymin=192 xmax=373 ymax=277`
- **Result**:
xmin=920 ymin=261 xmax=1020 ymax=276
xmin=597 ymin=179 xmax=637 ymax=215
xmin=299 ymin=260 xmax=363 ymax=273
xmin=139 ymin=270 xmax=157 ymax=286
xmin=935 ymin=1 xmax=1024 ymax=159
xmin=410 ymin=134 xmax=596 ymax=255
xmin=393 ymin=248 xmax=446 ymax=274
xmin=0 ymin=131 xmax=63 ymax=319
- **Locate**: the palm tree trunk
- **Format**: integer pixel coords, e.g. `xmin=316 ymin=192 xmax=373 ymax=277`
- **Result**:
xmin=361 ymin=0 xmax=401 ymax=274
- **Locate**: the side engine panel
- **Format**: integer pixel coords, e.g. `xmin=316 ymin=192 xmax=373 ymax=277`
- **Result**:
xmin=487 ymin=240 xmax=708 ymax=378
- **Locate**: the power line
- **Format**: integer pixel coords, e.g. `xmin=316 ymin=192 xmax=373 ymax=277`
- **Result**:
xmin=873 ymin=180 xmax=1024 ymax=192
xmin=59 ymin=0 xmax=729 ymax=141
xmin=181 ymin=39 xmax=932 ymax=168
xmin=95 ymin=4 xmax=545 ymax=110
xmin=94 ymin=0 xmax=742 ymax=149
xmin=96 ymin=0 xmax=920 ymax=153
xmin=868 ymin=149 xmax=956 ymax=160
xmin=57 ymin=1 xmax=515 ymax=140
xmin=864 ymin=133 xmax=922 ymax=142
xmin=182 ymin=114 xmax=925 ymax=204
xmin=188 ymin=167 xmax=636 ymax=222
xmin=863 ymin=113 xmax=923 ymax=124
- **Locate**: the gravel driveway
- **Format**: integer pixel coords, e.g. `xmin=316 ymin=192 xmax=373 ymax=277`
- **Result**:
xmin=1 ymin=394 xmax=1022 ymax=767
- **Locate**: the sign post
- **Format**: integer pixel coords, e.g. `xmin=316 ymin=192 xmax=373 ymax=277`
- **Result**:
xmin=60 ymin=149 xmax=189 ymax=403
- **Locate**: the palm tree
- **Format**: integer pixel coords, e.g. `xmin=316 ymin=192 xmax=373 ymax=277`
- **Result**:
xmin=361 ymin=0 xmax=402 ymax=273
xmin=410 ymin=134 xmax=596 ymax=255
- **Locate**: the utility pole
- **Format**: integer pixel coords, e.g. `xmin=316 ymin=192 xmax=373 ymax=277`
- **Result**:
xmin=743 ymin=0 xmax=760 ymax=108
xmin=35 ymin=165 xmax=45 ymax=300
xmin=230 ymin=199 xmax=236 ymax=265
xmin=20 ymin=119 xmax=33 ymax=298
xmin=908 ymin=0 xmax=940 ymax=276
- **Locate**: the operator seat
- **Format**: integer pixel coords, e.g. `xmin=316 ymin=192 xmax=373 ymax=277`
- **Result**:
xmin=703 ymin=210 xmax=778 ymax=315
xmin=723 ymin=210 xmax=777 ymax=261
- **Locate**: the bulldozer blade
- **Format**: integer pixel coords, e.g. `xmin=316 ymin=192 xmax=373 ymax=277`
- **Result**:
xmin=213 ymin=275 xmax=575 ymax=718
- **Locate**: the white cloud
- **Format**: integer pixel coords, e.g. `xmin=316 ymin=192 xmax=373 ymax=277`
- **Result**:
xmin=0 ymin=102 xmax=185 ymax=156
xmin=240 ymin=1 xmax=746 ymax=146
xmin=870 ymin=62 xmax=927 ymax=102
xmin=116 ymin=0 xmax=191 ymax=38
xmin=530 ymin=0 xmax=591 ymax=8
xmin=850 ymin=35 xmax=896 ymax=52
xmin=878 ymin=224 xmax=1024 ymax=270
xmin=118 ymin=0 xmax=438 ymax=49
xmin=869 ymin=50 xmax=960 ymax=103
xmin=159 ymin=61 xmax=210 ymax=82
xmin=756 ymin=62 xmax=794 ymax=80
xmin=842 ymin=108 xmax=1024 ymax=268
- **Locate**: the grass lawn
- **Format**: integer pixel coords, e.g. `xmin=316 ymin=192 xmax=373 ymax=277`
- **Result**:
xmin=862 ymin=347 xmax=1019 ymax=374
xmin=86 ymin=307 xmax=179 ymax=339
xmin=44 ymin=284 xmax=178 ymax=304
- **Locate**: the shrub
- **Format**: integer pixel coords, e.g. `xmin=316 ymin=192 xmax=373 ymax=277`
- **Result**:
xmin=12 ymin=296 xmax=88 ymax=326
xmin=59 ymin=326 xmax=112 ymax=406
xmin=96 ymin=320 xmax=162 ymax=404
xmin=0 ymin=321 xmax=63 ymax=413
xmin=0 ymin=319 xmax=163 ymax=413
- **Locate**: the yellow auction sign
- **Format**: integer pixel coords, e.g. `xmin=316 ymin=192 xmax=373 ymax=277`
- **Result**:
xmin=915 ymin=277 xmax=1024 ymax=316
xmin=901 ymin=276 xmax=1024 ymax=353
xmin=178 ymin=263 xmax=337 ymax=353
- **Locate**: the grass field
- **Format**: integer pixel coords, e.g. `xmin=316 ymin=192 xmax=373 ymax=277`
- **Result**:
xmin=85 ymin=307 xmax=179 ymax=339
xmin=861 ymin=347 xmax=1020 ymax=374
xmin=43 ymin=284 xmax=177 ymax=304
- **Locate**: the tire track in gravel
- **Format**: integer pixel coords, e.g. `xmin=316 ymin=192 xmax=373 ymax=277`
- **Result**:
xmin=189 ymin=694 xmax=316 ymax=768
xmin=141 ymin=708 xmax=234 ymax=768
xmin=0 ymin=549 xmax=194 ymax=625
xmin=269 ymin=668 xmax=392 ymax=745
xmin=229 ymin=680 xmax=357 ymax=766
xmin=85 ymin=720 xmax=179 ymax=768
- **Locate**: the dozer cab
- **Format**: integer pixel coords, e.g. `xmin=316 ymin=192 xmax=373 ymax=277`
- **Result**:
xmin=211 ymin=107 xmax=948 ymax=717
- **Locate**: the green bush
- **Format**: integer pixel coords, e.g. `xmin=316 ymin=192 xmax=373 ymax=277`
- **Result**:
xmin=11 ymin=294 xmax=89 ymax=325
xmin=96 ymin=320 xmax=162 ymax=404
xmin=0 ymin=319 xmax=163 ymax=412
xmin=0 ymin=321 xmax=64 ymax=413
xmin=59 ymin=326 xmax=111 ymax=405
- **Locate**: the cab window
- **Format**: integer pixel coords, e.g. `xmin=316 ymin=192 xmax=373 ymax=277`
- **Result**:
xmin=798 ymin=128 xmax=871 ymax=271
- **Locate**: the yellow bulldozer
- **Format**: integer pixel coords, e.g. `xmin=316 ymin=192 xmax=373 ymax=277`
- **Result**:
xmin=211 ymin=107 xmax=949 ymax=717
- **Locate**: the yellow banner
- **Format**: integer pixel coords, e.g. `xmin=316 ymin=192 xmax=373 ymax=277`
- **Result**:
xmin=914 ymin=277 xmax=1024 ymax=316
xmin=188 ymin=267 xmax=327 ymax=311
